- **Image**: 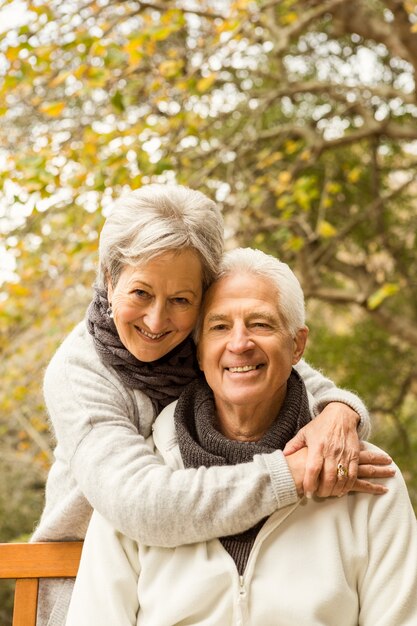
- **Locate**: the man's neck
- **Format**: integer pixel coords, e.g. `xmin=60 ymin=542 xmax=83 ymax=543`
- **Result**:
xmin=214 ymin=388 xmax=287 ymax=442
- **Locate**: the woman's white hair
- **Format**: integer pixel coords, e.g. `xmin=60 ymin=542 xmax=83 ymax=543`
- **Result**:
xmin=195 ymin=247 xmax=305 ymax=341
xmin=97 ymin=184 xmax=224 ymax=290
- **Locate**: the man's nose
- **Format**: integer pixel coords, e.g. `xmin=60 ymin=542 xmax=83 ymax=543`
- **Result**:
xmin=226 ymin=324 xmax=254 ymax=352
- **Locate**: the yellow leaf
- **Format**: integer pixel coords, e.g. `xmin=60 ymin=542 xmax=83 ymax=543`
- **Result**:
xmin=317 ymin=220 xmax=337 ymax=238
xmin=284 ymin=236 xmax=304 ymax=252
xmin=74 ymin=65 xmax=88 ymax=79
xmin=281 ymin=11 xmax=299 ymax=25
xmin=5 ymin=46 xmax=20 ymax=62
xmin=159 ymin=60 xmax=184 ymax=78
xmin=284 ymin=139 xmax=299 ymax=155
xmin=124 ymin=38 xmax=144 ymax=65
xmin=326 ymin=182 xmax=342 ymax=194
xmin=257 ymin=151 xmax=283 ymax=169
xmin=196 ymin=73 xmax=217 ymax=93
xmin=300 ymin=150 xmax=311 ymax=161
xmin=39 ymin=101 xmax=65 ymax=116
xmin=49 ymin=71 xmax=71 ymax=88
xmin=279 ymin=171 xmax=292 ymax=185
xmin=347 ymin=167 xmax=361 ymax=183
xmin=367 ymin=284 xmax=400 ymax=310
xmin=8 ymin=283 xmax=30 ymax=297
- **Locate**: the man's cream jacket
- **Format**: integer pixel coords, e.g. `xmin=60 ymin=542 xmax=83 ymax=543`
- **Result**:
xmin=66 ymin=402 xmax=417 ymax=626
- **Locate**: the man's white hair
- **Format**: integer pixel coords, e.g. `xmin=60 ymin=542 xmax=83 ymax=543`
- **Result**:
xmin=195 ymin=247 xmax=305 ymax=341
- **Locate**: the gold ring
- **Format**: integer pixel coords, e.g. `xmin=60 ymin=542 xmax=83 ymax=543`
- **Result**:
xmin=337 ymin=463 xmax=348 ymax=479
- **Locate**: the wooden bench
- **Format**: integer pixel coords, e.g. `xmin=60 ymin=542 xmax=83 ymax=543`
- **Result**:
xmin=0 ymin=542 xmax=83 ymax=626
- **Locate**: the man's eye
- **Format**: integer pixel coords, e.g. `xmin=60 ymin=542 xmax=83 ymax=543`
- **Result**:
xmin=210 ymin=324 xmax=227 ymax=331
xmin=252 ymin=322 xmax=271 ymax=329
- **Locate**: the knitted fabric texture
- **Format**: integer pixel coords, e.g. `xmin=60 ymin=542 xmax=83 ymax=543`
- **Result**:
xmin=86 ymin=287 xmax=199 ymax=415
xmin=174 ymin=370 xmax=311 ymax=574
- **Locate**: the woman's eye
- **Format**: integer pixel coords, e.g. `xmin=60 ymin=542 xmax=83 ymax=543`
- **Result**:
xmin=171 ymin=297 xmax=190 ymax=306
xmin=134 ymin=289 xmax=150 ymax=299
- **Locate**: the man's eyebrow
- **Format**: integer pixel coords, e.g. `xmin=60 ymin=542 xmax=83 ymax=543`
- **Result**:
xmin=204 ymin=311 xmax=280 ymax=324
xmin=204 ymin=313 xmax=229 ymax=324
xmin=246 ymin=311 xmax=279 ymax=324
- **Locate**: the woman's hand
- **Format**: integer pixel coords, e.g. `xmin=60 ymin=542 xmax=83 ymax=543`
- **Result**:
xmin=285 ymin=440 xmax=395 ymax=498
xmin=284 ymin=402 xmax=362 ymax=497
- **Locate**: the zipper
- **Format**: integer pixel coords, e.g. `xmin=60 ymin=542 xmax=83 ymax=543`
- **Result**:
xmin=237 ymin=575 xmax=247 ymax=625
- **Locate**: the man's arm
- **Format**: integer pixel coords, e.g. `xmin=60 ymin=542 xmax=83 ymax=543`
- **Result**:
xmin=358 ymin=448 xmax=417 ymax=624
xmin=66 ymin=511 xmax=140 ymax=626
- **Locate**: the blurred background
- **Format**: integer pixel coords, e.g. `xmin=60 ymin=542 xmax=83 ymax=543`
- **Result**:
xmin=1 ymin=0 xmax=417 ymax=621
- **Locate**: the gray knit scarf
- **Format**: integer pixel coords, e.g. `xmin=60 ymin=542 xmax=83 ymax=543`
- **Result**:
xmin=174 ymin=370 xmax=311 ymax=574
xmin=86 ymin=287 xmax=199 ymax=415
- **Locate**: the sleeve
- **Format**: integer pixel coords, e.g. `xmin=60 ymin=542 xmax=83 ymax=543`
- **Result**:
xmin=294 ymin=358 xmax=371 ymax=439
xmin=358 ymin=459 xmax=417 ymax=624
xmin=43 ymin=330 xmax=298 ymax=548
xmin=66 ymin=511 xmax=140 ymax=626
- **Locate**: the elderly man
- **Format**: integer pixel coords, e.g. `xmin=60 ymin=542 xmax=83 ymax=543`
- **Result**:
xmin=66 ymin=248 xmax=417 ymax=626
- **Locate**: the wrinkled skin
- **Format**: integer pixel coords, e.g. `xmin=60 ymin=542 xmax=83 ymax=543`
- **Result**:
xmin=284 ymin=403 xmax=394 ymax=498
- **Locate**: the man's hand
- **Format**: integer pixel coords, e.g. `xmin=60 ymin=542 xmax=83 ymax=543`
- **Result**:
xmin=349 ymin=446 xmax=395 ymax=496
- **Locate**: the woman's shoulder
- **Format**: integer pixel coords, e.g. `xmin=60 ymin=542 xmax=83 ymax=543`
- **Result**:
xmin=44 ymin=319 xmax=122 ymax=393
xmin=46 ymin=320 xmax=100 ymax=369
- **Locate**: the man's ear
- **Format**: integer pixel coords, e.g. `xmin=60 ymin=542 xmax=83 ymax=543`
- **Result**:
xmin=292 ymin=326 xmax=308 ymax=364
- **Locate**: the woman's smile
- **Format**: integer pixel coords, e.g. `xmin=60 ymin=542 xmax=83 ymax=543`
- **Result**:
xmin=134 ymin=325 xmax=171 ymax=341
xmin=108 ymin=249 xmax=203 ymax=362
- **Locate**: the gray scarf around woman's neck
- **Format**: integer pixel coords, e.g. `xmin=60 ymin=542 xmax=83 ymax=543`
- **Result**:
xmin=174 ymin=370 xmax=311 ymax=574
xmin=86 ymin=287 xmax=199 ymax=415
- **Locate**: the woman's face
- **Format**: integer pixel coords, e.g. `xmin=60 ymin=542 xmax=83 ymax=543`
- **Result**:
xmin=108 ymin=249 xmax=203 ymax=362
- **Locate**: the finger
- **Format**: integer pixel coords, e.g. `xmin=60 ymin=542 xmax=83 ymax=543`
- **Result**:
xmin=358 ymin=449 xmax=392 ymax=466
xmin=322 ymin=447 xmax=360 ymax=497
xmin=344 ymin=456 xmax=359 ymax=492
xmin=316 ymin=455 xmax=344 ymax=498
xmin=283 ymin=431 xmax=306 ymax=456
xmin=350 ymin=479 xmax=389 ymax=495
xmin=302 ymin=450 xmax=324 ymax=497
xmin=357 ymin=464 xmax=396 ymax=479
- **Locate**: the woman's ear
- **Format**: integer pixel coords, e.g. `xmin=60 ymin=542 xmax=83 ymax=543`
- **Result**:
xmin=106 ymin=274 xmax=113 ymax=303
xmin=292 ymin=326 xmax=309 ymax=364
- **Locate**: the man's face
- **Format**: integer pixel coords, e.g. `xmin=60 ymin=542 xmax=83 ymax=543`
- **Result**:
xmin=197 ymin=272 xmax=307 ymax=415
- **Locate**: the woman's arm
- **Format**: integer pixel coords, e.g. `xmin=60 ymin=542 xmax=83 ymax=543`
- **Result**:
xmin=292 ymin=359 xmax=370 ymax=497
xmin=295 ymin=359 xmax=370 ymax=436
xmin=40 ymin=324 xmax=297 ymax=547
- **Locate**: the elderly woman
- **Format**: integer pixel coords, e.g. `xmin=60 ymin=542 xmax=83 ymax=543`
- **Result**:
xmin=66 ymin=248 xmax=417 ymax=626
xmin=34 ymin=184 xmax=385 ymax=624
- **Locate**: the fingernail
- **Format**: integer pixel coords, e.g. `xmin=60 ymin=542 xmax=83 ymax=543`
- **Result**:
xmin=305 ymin=492 xmax=313 ymax=499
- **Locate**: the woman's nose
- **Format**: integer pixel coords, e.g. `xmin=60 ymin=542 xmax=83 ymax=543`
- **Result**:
xmin=143 ymin=301 xmax=167 ymax=332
